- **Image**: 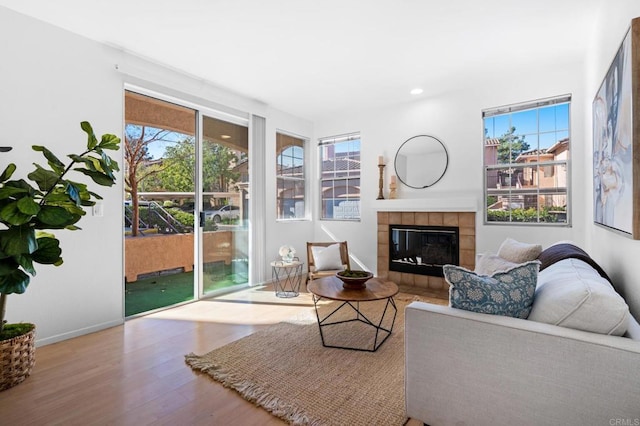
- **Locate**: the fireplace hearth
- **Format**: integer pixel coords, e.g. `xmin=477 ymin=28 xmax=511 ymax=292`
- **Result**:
xmin=376 ymin=211 xmax=475 ymax=292
xmin=389 ymin=225 xmax=459 ymax=277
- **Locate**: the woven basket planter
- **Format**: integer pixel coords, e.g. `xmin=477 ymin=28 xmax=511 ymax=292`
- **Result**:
xmin=0 ymin=325 xmax=36 ymax=391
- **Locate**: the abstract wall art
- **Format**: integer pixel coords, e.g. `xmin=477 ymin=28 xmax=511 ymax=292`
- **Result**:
xmin=593 ymin=17 xmax=640 ymax=239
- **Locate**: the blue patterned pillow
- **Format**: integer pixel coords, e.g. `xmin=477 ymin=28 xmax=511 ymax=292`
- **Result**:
xmin=444 ymin=261 xmax=540 ymax=319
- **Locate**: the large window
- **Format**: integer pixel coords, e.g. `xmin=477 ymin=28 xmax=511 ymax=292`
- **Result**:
xmin=483 ymin=95 xmax=570 ymax=224
xmin=276 ymin=132 xmax=306 ymax=220
xmin=319 ymin=133 xmax=361 ymax=220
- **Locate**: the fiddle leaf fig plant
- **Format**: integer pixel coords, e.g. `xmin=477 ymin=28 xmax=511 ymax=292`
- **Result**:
xmin=0 ymin=121 xmax=120 ymax=337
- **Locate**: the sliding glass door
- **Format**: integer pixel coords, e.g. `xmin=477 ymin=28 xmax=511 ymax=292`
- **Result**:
xmin=200 ymin=114 xmax=249 ymax=295
xmin=124 ymin=90 xmax=250 ymax=316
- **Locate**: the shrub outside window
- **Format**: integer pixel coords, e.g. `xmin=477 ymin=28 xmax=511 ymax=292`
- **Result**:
xmin=276 ymin=132 xmax=306 ymax=220
xmin=319 ymin=133 xmax=361 ymax=220
xmin=483 ymin=95 xmax=571 ymax=225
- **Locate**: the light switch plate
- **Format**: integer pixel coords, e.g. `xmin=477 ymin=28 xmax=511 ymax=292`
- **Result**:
xmin=92 ymin=201 xmax=103 ymax=217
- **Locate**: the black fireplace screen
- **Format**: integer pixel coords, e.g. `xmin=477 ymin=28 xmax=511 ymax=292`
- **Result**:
xmin=389 ymin=225 xmax=459 ymax=277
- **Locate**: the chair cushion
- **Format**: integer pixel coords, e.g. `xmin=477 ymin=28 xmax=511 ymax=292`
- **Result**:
xmin=528 ymin=258 xmax=630 ymax=336
xmin=498 ymin=238 xmax=543 ymax=263
xmin=444 ymin=261 xmax=539 ymax=319
xmin=311 ymin=243 xmax=343 ymax=271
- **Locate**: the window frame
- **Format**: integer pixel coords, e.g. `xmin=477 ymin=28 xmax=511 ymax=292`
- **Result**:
xmin=276 ymin=130 xmax=308 ymax=221
xmin=318 ymin=132 xmax=361 ymax=221
xmin=482 ymin=95 xmax=571 ymax=226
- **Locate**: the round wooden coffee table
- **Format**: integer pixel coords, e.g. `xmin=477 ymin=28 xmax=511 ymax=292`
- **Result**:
xmin=307 ymin=275 xmax=399 ymax=352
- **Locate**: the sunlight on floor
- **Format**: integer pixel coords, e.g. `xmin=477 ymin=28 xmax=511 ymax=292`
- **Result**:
xmin=144 ymin=284 xmax=320 ymax=325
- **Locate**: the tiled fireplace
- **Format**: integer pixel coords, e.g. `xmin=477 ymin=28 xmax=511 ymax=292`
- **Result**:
xmin=377 ymin=211 xmax=476 ymax=293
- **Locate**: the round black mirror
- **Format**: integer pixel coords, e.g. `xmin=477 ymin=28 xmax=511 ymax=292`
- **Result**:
xmin=394 ymin=135 xmax=448 ymax=189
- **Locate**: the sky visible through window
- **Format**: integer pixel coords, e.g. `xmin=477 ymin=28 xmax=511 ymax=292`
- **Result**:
xmin=125 ymin=124 xmax=190 ymax=160
xmin=484 ymin=103 xmax=569 ymax=151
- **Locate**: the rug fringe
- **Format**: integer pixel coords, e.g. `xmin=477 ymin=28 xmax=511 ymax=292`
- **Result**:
xmin=185 ymin=353 xmax=322 ymax=426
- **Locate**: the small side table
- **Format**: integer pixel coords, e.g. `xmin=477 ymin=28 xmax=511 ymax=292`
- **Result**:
xmin=271 ymin=260 xmax=304 ymax=298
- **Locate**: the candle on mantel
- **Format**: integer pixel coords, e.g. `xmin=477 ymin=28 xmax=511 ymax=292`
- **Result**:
xmin=390 ymin=175 xmax=397 ymax=184
xmin=378 ymin=155 xmax=384 ymax=166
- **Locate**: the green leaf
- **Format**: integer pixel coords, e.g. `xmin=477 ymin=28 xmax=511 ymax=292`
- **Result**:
xmin=16 ymin=197 xmax=40 ymax=215
xmin=35 ymin=231 xmax=55 ymax=239
xmin=0 ymin=179 xmax=38 ymax=201
xmin=31 ymin=237 xmax=62 ymax=265
xmin=14 ymin=254 xmax=36 ymax=275
xmin=0 ymin=268 xmax=30 ymax=294
xmin=81 ymin=121 xmax=98 ymax=149
xmin=40 ymin=193 xmax=86 ymax=218
xmin=98 ymin=133 xmax=120 ymax=150
xmin=0 ymin=185 xmax=29 ymax=200
xmin=0 ymin=163 xmax=16 ymax=182
xmin=68 ymin=154 xmax=93 ymax=168
xmin=0 ymin=258 xmax=19 ymax=275
xmin=0 ymin=202 xmax=33 ymax=226
xmin=100 ymin=152 xmax=115 ymax=178
xmin=68 ymin=154 xmax=100 ymax=172
xmin=0 ymin=227 xmax=37 ymax=256
xmin=32 ymin=145 xmax=66 ymax=174
xmin=65 ymin=182 xmax=81 ymax=205
xmin=28 ymin=164 xmax=61 ymax=192
xmin=73 ymin=168 xmax=116 ymax=187
xmin=88 ymin=191 xmax=103 ymax=200
xmin=37 ymin=205 xmax=75 ymax=227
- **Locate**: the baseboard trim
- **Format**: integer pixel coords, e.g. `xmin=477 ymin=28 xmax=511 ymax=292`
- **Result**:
xmin=35 ymin=319 xmax=124 ymax=347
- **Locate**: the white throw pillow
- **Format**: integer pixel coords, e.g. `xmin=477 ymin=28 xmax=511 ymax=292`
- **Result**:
xmin=528 ymin=258 xmax=630 ymax=336
xmin=497 ymin=238 xmax=543 ymax=263
xmin=474 ymin=253 xmax=519 ymax=276
xmin=311 ymin=244 xmax=344 ymax=271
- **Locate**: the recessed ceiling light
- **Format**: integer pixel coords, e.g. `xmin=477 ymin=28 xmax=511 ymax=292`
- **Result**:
xmin=410 ymin=88 xmax=424 ymax=95
xmin=221 ymin=135 xmax=231 ymax=139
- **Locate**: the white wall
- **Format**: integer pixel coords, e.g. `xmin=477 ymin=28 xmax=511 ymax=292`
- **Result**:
xmin=584 ymin=1 xmax=640 ymax=317
xmin=314 ymin=59 xmax=587 ymax=274
xmin=265 ymin=109 xmax=315 ymax=271
xmin=0 ymin=8 xmax=125 ymax=344
xmin=0 ymin=6 xmax=314 ymax=344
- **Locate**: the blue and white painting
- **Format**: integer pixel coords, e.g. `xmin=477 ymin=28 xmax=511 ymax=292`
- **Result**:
xmin=593 ymin=26 xmax=634 ymax=236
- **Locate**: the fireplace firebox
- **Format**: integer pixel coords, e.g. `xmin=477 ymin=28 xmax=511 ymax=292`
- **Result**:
xmin=389 ymin=225 xmax=459 ymax=277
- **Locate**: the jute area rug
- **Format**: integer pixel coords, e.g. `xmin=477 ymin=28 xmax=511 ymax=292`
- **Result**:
xmin=185 ymin=294 xmax=434 ymax=426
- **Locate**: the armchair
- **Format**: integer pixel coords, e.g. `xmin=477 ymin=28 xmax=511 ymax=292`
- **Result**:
xmin=306 ymin=241 xmax=350 ymax=283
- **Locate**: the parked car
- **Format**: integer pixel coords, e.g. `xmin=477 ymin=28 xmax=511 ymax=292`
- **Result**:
xmin=204 ymin=205 xmax=240 ymax=223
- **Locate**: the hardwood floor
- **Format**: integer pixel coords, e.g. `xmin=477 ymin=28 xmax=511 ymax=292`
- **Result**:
xmin=0 ymin=285 xmax=441 ymax=425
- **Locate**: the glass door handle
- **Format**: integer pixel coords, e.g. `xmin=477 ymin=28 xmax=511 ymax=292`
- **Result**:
xmin=199 ymin=212 xmax=205 ymax=227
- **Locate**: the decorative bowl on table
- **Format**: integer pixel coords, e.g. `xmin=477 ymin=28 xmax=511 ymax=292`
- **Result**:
xmin=336 ymin=270 xmax=373 ymax=289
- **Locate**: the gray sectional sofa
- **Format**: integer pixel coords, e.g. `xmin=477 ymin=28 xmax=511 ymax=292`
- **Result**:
xmin=405 ymin=244 xmax=640 ymax=426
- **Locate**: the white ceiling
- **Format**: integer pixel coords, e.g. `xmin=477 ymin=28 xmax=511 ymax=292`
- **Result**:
xmin=0 ymin=0 xmax=604 ymax=121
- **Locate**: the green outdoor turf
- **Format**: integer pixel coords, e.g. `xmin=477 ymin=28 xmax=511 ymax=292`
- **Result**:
xmin=125 ymin=262 xmax=248 ymax=316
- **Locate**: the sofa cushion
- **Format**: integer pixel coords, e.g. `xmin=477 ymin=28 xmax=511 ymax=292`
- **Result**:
xmin=498 ymin=238 xmax=543 ymax=263
xmin=537 ymin=242 xmax=612 ymax=283
xmin=528 ymin=258 xmax=630 ymax=336
xmin=444 ymin=261 xmax=539 ymax=319
xmin=475 ymin=253 xmax=519 ymax=276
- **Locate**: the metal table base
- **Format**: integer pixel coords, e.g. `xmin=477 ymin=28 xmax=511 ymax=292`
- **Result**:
xmin=312 ymin=295 xmax=397 ymax=352
xmin=271 ymin=260 xmax=303 ymax=298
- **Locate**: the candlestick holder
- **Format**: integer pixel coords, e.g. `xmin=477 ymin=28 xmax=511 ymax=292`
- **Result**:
xmin=377 ymin=164 xmax=385 ymax=200
xmin=389 ymin=180 xmax=397 ymax=199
